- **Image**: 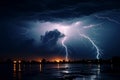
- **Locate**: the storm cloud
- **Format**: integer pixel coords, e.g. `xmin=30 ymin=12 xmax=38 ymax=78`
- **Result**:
xmin=41 ymin=29 xmax=64 ymax=48
xmin=0 ymin=0 xmax=120 ymax=59
xmin=0 ymin=0 xmax=120 ymax=21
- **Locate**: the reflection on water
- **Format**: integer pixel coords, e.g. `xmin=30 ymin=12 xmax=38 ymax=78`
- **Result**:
xmin=0 ymin=63 xmax=119 ymax=80
xmin=13 ymin=63 xmax=16 ymax=72
xmin=57 ymin=63 xmax=60 ymax=69
xmin=18 ymin=64 xmax=21 ymax=72
xmin=97 ymin=64 xmax=100 ymax=79
xmin=39 ymin=64 xmax=42 ymax=72
xmin=13 ymin=63 xmax=16 ymax=78
xmin=65 ymin=63 xmax=69 ymax=68
xmin=13 ymin=63 xmax=21 ymax=80
xmin=18 ymin=63 xmax=21 ymax=80
xmin=61 ymin=64 xmax=101 ymax=80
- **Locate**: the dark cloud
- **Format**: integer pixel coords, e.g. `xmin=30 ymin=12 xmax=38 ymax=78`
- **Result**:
xmin=30 ymin=29 xmax=65 ymax=58
xmin=0 ymin=0 xmax=119 ymax=21
xmin=41 ymin=29 xmax=64 ymax=48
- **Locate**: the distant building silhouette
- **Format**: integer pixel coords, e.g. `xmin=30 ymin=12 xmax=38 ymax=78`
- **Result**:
xmin=41 ymin=58 xmax=46 ymax=63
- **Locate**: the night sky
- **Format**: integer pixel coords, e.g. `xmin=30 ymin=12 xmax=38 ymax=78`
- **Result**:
xmin=0 ymin=0 xmax=120 ymax=60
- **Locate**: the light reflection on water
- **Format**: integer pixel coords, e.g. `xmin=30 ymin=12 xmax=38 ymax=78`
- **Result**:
xmin=61 ymin=64 xmax=101 ymax=80
xmin=39 ymin=64 xmax=42 ymax=72
xmin=18 ymin=63 xmax=21 ymax=80
xmin=13 ymin=63 xmax=22 ymax=80
xmin=13 ymin=63 xmax=16 ymax=78
xmin=0 ymin=63 xmax=119 ymax=80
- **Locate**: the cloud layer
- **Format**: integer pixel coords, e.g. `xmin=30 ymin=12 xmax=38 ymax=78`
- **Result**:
xmin=0 ymin=0 xmax=120 ymax=59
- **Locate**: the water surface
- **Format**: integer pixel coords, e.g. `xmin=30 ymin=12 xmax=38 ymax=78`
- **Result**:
xmin=0 ymin=63 xmax=120 ymax=80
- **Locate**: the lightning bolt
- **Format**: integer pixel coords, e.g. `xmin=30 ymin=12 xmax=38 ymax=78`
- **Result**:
xmin=79 ymin=33 xmax=101 ymax=59
xmin=83 ymin=23 xmax=103 ymax=29
xmin=62 ymin=37 xmax=69 ymax=62
xmin=95 ymin=15 xmax=120 ymax=24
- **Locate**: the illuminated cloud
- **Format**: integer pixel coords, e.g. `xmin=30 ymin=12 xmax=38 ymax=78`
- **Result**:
xmin=0 ymin=0 xmax=120 ymax=59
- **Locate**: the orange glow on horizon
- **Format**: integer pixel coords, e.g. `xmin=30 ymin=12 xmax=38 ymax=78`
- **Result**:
xmin=50 ymin=57 xmax=64 ymax=62
xmin=56 ymin=59 xmax=60 ymax=63
xmin=33 ymin=56 xmax=65 ymax=62
xmin=16 ymin=56 xmax=70 ymax=62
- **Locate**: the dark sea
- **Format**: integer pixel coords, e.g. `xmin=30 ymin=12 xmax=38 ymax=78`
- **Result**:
xmin=0 ymin=63 xmax=120 ymax=80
